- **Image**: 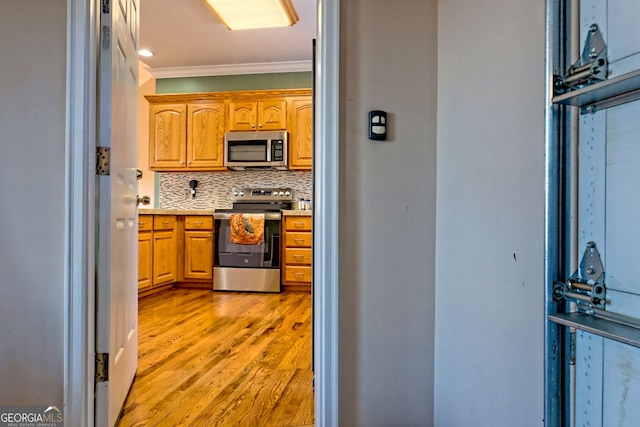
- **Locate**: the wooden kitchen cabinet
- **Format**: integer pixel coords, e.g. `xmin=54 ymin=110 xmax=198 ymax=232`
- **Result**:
xmin=137 ymin=215 xmax=154 ymax=292
xmin=146 ymin=89 xmax=312 ymax=172
xmin=282 ymin=215 xmax=313 ymax=292
xmin=152 ymin=215 xmax=178 ymax=285
xmin=138 ymin=214 xmax=214 ymax=296
xmin=287 ymin=96 xmax=313 ymax=170
xmin=182 ymin=216 xmax=214 ymax=281
xmin=228 ymin=98 xmax=287 ymax=131
xmin=149 ymin=102 xmax=226 ymax=171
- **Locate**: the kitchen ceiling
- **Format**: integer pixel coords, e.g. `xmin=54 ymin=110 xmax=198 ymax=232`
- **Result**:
xmin=139 ymin=0 xmax=316 ymax=75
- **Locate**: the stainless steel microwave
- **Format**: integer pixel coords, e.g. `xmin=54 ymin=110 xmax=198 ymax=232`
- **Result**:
xmin=224 ymin=131 xmax=288 ymax=171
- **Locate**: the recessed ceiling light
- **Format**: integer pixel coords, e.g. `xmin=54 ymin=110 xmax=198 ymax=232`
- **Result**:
xmin=205 ymin=0 xmax=299 ymax=30
xmin=138 ymin=49 xmax=154 ymax=57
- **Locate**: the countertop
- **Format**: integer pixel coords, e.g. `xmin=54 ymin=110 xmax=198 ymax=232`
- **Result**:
xmin=139 ymin=208 xmax=215 ymax=215
xmin=282 ymin=210 xmax=312 ymax=216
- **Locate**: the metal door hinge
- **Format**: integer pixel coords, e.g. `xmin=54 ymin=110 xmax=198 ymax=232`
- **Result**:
xmin=97 ymin=147 xmax=111 ymax=175
xmin=553 ymin=241 xmax=606 ymax=309
xmin=102 ymin=0 xmax=110 ymax=14
xmin=554 ymin=24 xmax=608 ymax=95
xmin=95 ymin=353 xmax=109 ymax=382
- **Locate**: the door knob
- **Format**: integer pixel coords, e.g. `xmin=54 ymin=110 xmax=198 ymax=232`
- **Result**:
xmin=137 ymin=195 xmax=150 ymax=206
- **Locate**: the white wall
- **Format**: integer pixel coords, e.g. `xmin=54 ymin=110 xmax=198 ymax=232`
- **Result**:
xmin=339 ymin=0 xmax=438 ymax=425
xmin=435 ymin=0 xmax=545 ymax=425
xmin=0 ymin=0 xmax=66 ymax=405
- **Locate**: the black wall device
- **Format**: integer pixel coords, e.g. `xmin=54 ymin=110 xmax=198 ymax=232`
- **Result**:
xmin=368 ymin=110 xmax=387 ymax=141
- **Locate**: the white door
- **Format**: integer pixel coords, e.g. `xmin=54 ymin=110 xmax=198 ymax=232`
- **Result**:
xmin=548 ymin=1 xmax=640 ymax=426
xmin=95 ymin=0 xmax=140 ymax=425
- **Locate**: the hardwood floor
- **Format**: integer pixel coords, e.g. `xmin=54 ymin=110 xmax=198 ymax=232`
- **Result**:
xmin=118 ymin=289 xmax=314 ymax=427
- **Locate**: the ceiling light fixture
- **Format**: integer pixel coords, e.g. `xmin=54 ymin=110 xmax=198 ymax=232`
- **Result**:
xmin=205 ymin=0 xmax=299 ymax=30
xmin=138 ymin=49 xmax=155 ymax=57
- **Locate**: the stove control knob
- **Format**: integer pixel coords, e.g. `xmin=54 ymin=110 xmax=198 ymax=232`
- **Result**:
xmin=239 ymin=191 xmax=244 ymax=197
xmin=284 ymin=191 xmax=291 ymax=197
xmin=278 ymin=191 xmax=284 ymax=196
xmin=233 ymin=191 xmax=238 ymax=197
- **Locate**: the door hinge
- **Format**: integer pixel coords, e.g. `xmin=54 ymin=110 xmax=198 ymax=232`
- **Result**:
xmin=554 ymin=23 xmax=608 ymax=95
xmin=553 ymin=241 xmax=606 ymax=309
xmin=97 ymin=147 xmax=111 ymax=175
xmin=102 ymin=0 xmax=110 ymax=14
xmin=95 ymin=353 xmax=109 ymax=383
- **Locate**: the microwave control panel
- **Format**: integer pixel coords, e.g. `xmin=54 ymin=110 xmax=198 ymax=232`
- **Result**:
xmin=271 ymin=139 xmax=285 ymax=161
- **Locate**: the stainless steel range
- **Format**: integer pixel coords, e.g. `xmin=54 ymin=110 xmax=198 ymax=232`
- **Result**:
xmin=213 ymin=188 xmax=293 ymax=292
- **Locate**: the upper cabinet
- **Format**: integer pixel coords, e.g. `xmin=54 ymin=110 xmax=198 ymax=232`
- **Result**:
xmin=228 ymin=99 xmax=287 ymax=131
xmin=149 ymin=102 xmax=225 ymax=171
xmin=187 ymin=103 xmax=226 ymax=169
xmin=288 ymin=96 xmax=313 ymax=170
xmin=149 ymin=103 xmax=186 ymax=169
xmin=146 ymin=89 xmax=312 ymax=172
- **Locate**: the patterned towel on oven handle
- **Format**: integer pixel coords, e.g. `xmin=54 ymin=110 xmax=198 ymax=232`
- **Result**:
xmin=229 ymin=213 xmax=265 ymax=245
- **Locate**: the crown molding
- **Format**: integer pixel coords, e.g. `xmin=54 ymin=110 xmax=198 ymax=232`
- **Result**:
xmin=146 ymin=60 xmax=312 ymax=79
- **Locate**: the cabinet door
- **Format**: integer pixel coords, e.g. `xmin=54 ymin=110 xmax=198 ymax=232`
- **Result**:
xmin=258 ymin=99 xmax=287 ymax=130
xmin=184 ymin=230 xmax=213 ymax=280
xmin=138 ymin=231 xmax=153 ymax=291
xmin=228 ymin=101 xmax=257 ymax=131
xmin=288 ymin=97 xmax=313 ymax=170
xmin=153 ymin=229 xmax=177 ymax=285
xmin=187 ymin=103 xmax=226 ymax=169
xmin=149 ymin=103 xmax=186 ymax=169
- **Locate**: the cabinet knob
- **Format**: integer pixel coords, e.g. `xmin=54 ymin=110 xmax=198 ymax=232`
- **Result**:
xmin=258 ymin=123 xmax=263 ymax=128
xmin=208 ymin=234 xmax=212 ymax=239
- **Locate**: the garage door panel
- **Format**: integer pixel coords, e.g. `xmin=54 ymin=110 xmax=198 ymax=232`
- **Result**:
xmin=608 ymin=0 xmax=640 ymax=75
xmin=603 ymin=339 xmax=640 ymax=427
xmin=606 ymin=101 xmax=640 ymax=295
xmin=606 ymin=290 xmax=640 ymax=320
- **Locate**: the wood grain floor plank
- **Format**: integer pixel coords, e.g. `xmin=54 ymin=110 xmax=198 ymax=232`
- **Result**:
xmin=118 ymin=289 xmax=314 ymax=427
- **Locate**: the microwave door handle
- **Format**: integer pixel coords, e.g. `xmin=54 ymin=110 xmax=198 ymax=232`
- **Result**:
xmin=266 ymin=139 xmax=272 ymax=162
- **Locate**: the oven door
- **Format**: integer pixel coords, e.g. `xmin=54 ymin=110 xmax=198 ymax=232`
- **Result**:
xmin=213 ymin=212 xmax=281 ymax=292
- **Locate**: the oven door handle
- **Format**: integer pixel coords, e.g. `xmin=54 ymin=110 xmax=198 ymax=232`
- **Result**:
xmin=213 ymin=212 xmax=281 ymax=221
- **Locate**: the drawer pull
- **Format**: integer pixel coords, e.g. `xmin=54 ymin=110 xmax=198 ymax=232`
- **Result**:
xmin=294 ymin=222 xmax=305 ymax=228
xmin=139 ymin=221 xmax=146 ymax=226
xmin=193 ymin=221 xmax=203 ymax=225
xmin=294 ymin=255 xmax=304 ymax=261
xmin=294 ymin=238 xmax=305 ymax=244
xmin=294 ymin=272 xmax=304 ymax=277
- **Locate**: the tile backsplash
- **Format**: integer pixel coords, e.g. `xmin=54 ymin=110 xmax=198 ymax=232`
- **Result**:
xmin=159 ymin=170 xmax=312 ymax=209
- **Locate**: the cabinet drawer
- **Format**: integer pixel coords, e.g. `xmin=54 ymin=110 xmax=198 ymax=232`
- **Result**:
xmin=284 ymin=266 xmax=312 ymax=283
xmin=285 ymin=248 xmax=312 ymax=265
xmin=185 ymin=216 xmax=213 ymax=230
xmin=153 ymin=215 xmax=177 ymax=231
xmin=285 ymin=216 xmax=312 ymax=231
xmin=285 ymin=232 xmax=312 ymax=248
xmin=138 ymin=215 xmax=153 ymax=231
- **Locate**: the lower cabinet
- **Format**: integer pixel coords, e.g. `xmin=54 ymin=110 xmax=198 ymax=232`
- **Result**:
xmin=138 ymin=213 xmax=214 ymax=296
xmin=281 ymin=215 xmax=313 ymax=292
xmin=153 ymin=215 xmax=178 ymax=285
xmin=137 ymin=215 xmax=154 ymax=292
xmin=180 ymin=216 xmax=214 ymax=284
